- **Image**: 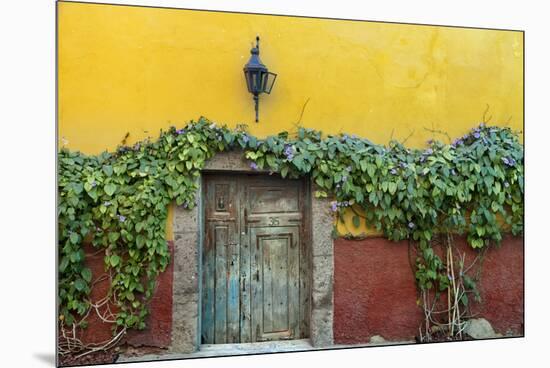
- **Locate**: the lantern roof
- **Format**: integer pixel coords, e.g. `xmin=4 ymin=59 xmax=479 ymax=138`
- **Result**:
xmin=244 ymin=40 xmax=267 ymax=72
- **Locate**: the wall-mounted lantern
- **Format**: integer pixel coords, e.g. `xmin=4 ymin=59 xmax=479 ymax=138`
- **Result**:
xmin=243 ymin=36 xmax=277 ymax=122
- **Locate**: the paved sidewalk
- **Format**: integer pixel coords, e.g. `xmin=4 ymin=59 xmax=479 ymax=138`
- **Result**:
xmin=117 ymin=339 xmax=413 ymax=363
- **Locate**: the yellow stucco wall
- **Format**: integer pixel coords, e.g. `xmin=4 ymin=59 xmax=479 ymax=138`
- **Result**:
xmin=57 ymin=2 xmax=523 ymax=239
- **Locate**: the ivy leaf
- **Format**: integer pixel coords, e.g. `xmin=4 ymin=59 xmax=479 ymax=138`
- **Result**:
xmin=72 ymin=183 xmax=83 ymax=195
xmin=366 ymin=164 xmax=376 ymax=178
xmin=281 ymin=166 xmax=289 ymax=178
xmin=102 ymin=165 xmax=113 ymax=177
xmin=108 ymin=232 xmax=120 ymax=243
xmin=74 ymin=279 xmax=86 ymax=292
xmin=315 ymin=176 xmax=324 ymax=187
xmin=136 ymin=234 xmax=146 ymax=249
xmin=266 ymin=154 xmax=276 ymax=168
xmin=109 ymin=255 xmax=121 ymax=267
xmin=59 ymin=257 xmax=69 ymax=272
xmin=104 ymin=183 xmax=117 ymax=196
xmin=69 ymin=232 xmax=79 ymax=244
xmin=352 ymin=216 xmax=360 ymax=228
xmin=81 ymin=268 xmax=92 ymax=282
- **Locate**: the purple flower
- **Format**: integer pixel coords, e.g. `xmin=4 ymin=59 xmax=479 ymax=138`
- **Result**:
xmin=351 ymin=134 xmax=358 ymax=139
xmin=427 ymin=139 xmax=434 ymax=145
xmin=242 ymin=135 xmax=250 ymax=143
xmin=479 ymin=123 xmax=486 ymax=128
xmin=501 ymin=157 xmax=510 ymax=165
xmin=91 ymin=181 xmax=97 ymax=188
xmin=390 ymin=168 xmax=398 ymax=175
xmin=451 ymin=138 xmax=464 ymax=148
xmin=330 ymin=201 xmax=338 ymax=212
xmin=346 ymin=166 xmax=352 ymax=172
xmin=504 ymin=182 xmax=510 ymax=188
xmin=419 ymin=156 xmax=426 ymax=163
xmin=183 ymin=202 xmax=188 ymax=209
xmin=408 ymin=222 xmax=415 ymax=229
xmin=134 ymin=143 xmax=141 ymax=151
xmin=283 ymin=145 xmax=295 ymax=160
xmin=342 ymin=134 xmax=349 ymax=142
xmin=424 ymin=148 xmax=433 ymax=156
xmin=117 ymin=215 xmax=126 ymax=222
xmin=175 ymin=129 xmax=185 ymax=135
xmin=473 ymin=132 xmax=481 ymax=139
xmin=399 ymin=162 xmax=408 ymax=169
xmin=250 ymin=162 xmax=258 ymax=170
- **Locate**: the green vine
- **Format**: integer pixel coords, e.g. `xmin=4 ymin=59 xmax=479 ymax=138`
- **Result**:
xmin=58 ymin=117 xmax=523 ymax=351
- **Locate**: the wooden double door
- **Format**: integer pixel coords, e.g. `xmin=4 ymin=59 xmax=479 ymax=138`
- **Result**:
xmin=201 ymin=173 xmax=309 ymax=344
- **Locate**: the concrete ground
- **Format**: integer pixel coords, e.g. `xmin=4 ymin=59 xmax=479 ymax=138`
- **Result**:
xmin=117 ymin=339 xmax=413 ymax=363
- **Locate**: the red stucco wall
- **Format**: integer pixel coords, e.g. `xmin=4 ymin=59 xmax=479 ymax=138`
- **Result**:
xmin=75 ymin=241 xmax=174 ymax=348
xmin=69 ymin=235 xmax=522 ymax=348
xmin=333 ymin=235 xmax=523 ymax=344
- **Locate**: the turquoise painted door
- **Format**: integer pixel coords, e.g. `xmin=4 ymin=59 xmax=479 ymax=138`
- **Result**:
xmin=201 ymin=174 xmax=309 ymax=344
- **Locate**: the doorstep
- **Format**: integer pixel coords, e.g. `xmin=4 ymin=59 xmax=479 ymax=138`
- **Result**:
xmin=117 ymin=339 xmax=413 ymax=363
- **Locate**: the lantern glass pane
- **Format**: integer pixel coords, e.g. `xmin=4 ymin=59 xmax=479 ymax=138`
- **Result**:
xmin=260 ymin=70 xmax=268 ymax=93
xmin=252 ymin=72 xmax=258 ymax=93
xmin=244 ymin=71 xmax=253 ymax=93
xmin=264 ymin=72 xmax=277 ymax=94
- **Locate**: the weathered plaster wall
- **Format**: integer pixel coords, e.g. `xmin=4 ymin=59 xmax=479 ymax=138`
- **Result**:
xmin=58 ymin=2 xmax=523 ymax=239
xmin=171 ymin=201 xmax=200 ymax=353
xmin=58 ymin=2 xmax=523 ymax=155
xmin=333 ymin=235 xmax=523 ymax=343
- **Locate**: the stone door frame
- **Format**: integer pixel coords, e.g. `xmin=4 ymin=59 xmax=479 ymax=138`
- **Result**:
xmin=170 ymin=151 xmax=334 ymax=353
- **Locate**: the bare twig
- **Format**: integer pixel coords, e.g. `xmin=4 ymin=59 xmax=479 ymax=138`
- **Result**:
xmin=293 ymin=97 xmax=311 ymax=129
xmin=423 ymin=126 xmax=452 ymax=144
xmin=482 ymin=104 xmax=493 ymax=124
xmin=400 ymin=129 xmax=416 ymax=145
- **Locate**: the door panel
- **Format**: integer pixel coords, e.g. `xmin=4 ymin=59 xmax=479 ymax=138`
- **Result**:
xmin=250 ymin=227 xmax=300 ymax=342
xmin=202 ymin=173 xmax=307 ymax=344
xmin=202 ymin=177 xmax=239 ymax=344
